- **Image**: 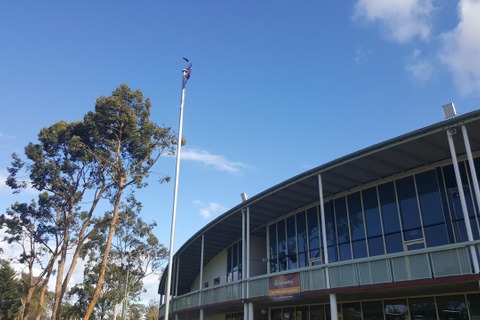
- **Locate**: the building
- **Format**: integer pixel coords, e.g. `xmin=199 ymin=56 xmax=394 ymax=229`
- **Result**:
xmin=158 ymin=106 xmax=480 ymax=320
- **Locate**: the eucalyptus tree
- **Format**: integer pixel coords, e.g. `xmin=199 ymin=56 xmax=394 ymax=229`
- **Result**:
xmin=4 ymin=84 xmax=176 ymax=320
xmin=69 ymin=196 xmax=168 ymax=319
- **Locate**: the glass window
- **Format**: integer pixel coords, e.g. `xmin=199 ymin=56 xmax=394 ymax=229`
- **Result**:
xmin=437 ymin=167 xmax=456 ymax=243
xmin=342 ymin=302 xmax=361 ymax=320
xmin=348 ymin=192 xmax=367 ymax=258
xmin=396 ymin=176 xmax=423 ymax=241
xmin=271 ymin=309 xmax=282 ymax=320
xmin=278 ymin=220 xmax=287 ymax=271
xmin=232 ymin=243 xmax=239 ymax=280
xmin=296 ymin=211 xmax=308 ymax=268
xmin=287 ymin=215 xmax=297 ymax=269
xmin=384 ymin=299 xmax=409 ymax=320
xmin=227 ymin=246 xmax=232 ymax=282
xmin=335 ymin=197 xmax=352 ymax=261
xmin=238 ymin=242 xmax=242 ymax=279
xmin=295 ymin=306 xmax=309 ymax=320
xmin=308 ymin=207 xmax=321 ymax=263
xmin=436 ymin=295 xmax=468 ymax=320
xmin=409 ymin=297 xmax=437 ymax=320
xmin=362 ymin=300 xmax=384 ymax=320
xmin=379 ymin=182 xmax=403 ymax=254
xmin=269 ymin=224 xmax=278 ymax=273
xmin=325 ymin=200 xmax=337 ymax=262
xmin=443 ymin=164 xmax=479 ymax=241
xmin=416 ymin=170 xmax=449 ymax=247
xmin=466 ymin=293 xmax=480 ymax=319
xmin=310 ymin=305 xmax=325 ymax=320
xmin=364 ymin=187 xmax=385 ymax=256
xmin=283 ymin=307 xmax=295 ymax=320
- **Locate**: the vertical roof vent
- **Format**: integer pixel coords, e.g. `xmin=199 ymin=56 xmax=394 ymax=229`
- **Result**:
xmin=442 ymin=102 xmax=457 ymax=119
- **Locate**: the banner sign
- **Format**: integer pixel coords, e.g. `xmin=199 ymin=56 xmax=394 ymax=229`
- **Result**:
xmin=268 ymin=273 xmax=300 ymax=301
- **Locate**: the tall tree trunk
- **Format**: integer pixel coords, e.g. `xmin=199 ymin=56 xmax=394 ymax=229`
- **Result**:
xmin=83 ymin=186 xmax=123 ymax=320
xmin=52 ymin=204 xmax=72 ymax=320
xmin=34 ymin=256 xmax=56 ymax=320
xmin=22 ymin=285 xmax=35 ymax=320
xmin=60 ymin=188 xmax=104 ymax=302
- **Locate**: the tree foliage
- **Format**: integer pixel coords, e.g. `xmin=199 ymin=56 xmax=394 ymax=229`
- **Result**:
xmin=68 ymin=196 xmax=167 ymax=319
xmin=2 ymin=84 xmax=175 ymax=320
xmin=0 ymin=260 xmax=22 ymax=319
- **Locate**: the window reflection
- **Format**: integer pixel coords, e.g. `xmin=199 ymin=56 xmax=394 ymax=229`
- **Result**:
xmin=409 ymin=297 xmax=437 ymax=320
xmin=384 ymin=299 xmax=408 ymax=320
xmin=266 ymin=160 xmax=480 ymax=274
xmin=436 ymin=295 xmax=468 ymax=320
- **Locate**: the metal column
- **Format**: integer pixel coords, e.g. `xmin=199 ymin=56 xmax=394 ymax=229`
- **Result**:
xmin=318 ymin=174 xmax=337 ymax=320
xmin=447 ymin=128 xmax=480 ymax=273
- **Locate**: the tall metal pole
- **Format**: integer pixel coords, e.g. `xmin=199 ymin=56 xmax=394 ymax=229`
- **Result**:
xmin=164 ymin=59 xmax=192 ymax=320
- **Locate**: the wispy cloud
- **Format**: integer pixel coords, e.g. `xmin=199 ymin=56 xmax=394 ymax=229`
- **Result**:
xmin=0 ymin=132 xmax=15 ymax=140
xmin=439 ymin=0 xmax=480 ymax=95
xmin=354 ymin=0 xmax=434 ymax=43
xmin=405 ymin=49 xmax=434 ymax=83
xmin=193 ymin=200 xmax=226 ymax=219
xmin=182 ymin=148 xmax=248 ymax=175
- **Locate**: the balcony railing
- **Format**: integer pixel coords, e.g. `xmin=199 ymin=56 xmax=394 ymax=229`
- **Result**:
xmin=160 ymin=242 xmax=479 ymax=317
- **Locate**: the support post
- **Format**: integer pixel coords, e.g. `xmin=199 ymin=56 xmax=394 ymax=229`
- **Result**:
xmin=447 ymin=128 xmax=480 ymax=273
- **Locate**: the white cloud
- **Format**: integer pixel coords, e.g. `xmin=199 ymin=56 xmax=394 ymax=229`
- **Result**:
xmin=141 ymin=272 xmax=161 ymax=304
xmin=182 ymin=148 xmax=247 ymax=175
xmin=354 ymin=0 xmax=434 ymax=43
xmin=405 ymin=49 xmax=434 ymax=83
xmin=439 ymin=0 xmax=480 ymax=95
xmin=193 ymin=200 xmax=226 ymax=219
xmin=0 ymin=170 xmax=9 ymax=193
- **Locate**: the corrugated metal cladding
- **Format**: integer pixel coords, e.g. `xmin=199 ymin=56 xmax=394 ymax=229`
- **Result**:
xmin=159 ymin=109 xmax=480 ymax=296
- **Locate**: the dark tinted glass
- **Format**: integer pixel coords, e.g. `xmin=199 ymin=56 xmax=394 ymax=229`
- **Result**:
xmin=348 ymin=192 xmax=365 ymax=240
xmin=362 ymin=301 xmax=383 ymax=320
xmin=396 ymin=176 xmax=422 ymax=239
xmin=296 ymin=211 xmax=308 ymax=268
xmin=379 ymin=182 xmax=403 ymax=253
xmin=384 ymin=299 xmax=408 ymax=320
xmin=310 ymin=305 xmax=325 ymax=320
xmin=436 ymin=295 xmax=468 ymax=320
xmin=409 ymin=297 xmax=437 ymax=320
xmin=368 ymin=236 xmax=385 ymax=256
xmin=443 ymin=164 xmax=479 ymax=241
xmin=379 ymin=182 xmax=401 ymax=233
xmin=287 ymin=215 xmax=297 ymax=269
xmin=307 ymin=207 xmax=320 ymax=263
xmin=467 ymin=293 xmax=480 ymax=318
xmin=342 ymin=302 xmax=361 ymax=320
xmin=277 ymin=220 xmax=286 ymax=271
xmin=269 ymin=224 xmax=277 ymax=272
xmin=324 ymin=201 xmax=337 ymax=262
xmin=416 ymin=170 xmax=449 ymax=247
xmin=364 ymin=187 xmax=382 ymax=236
xmin=335 ymin=197 xmax=351 ymax=260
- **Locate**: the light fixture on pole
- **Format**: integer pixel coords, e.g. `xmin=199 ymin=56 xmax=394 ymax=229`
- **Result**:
xmin=164 ymin=58 xmax=192 ymax=320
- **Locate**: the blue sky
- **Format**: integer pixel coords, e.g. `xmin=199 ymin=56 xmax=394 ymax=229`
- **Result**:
xmin=1 ymin=0 xmax=480 ymax=302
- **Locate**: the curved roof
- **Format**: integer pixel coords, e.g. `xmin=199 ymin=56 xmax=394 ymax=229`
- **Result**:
xmin=159 ymin=109 xmax=480 ymax=295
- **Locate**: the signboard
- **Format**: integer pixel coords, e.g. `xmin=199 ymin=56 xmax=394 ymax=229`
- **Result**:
xmin=268 ymin=273 xmax=300 ymax=301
